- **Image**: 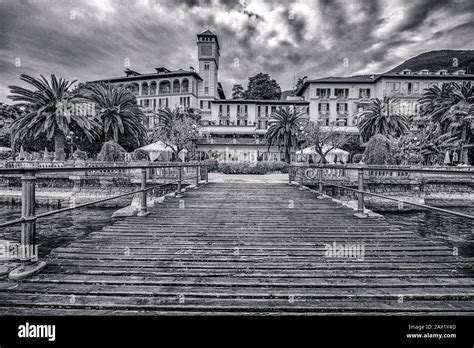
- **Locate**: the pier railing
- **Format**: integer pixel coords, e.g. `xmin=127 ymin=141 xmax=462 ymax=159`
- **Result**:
xmin=289 ymin=164 xmax=474 ymax=220
xmin=0 ymin=162 xmax=208 ymax=280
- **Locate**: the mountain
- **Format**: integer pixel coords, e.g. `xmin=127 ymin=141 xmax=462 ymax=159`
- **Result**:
xmin=386 ymin=50 xmax=474 ymax=74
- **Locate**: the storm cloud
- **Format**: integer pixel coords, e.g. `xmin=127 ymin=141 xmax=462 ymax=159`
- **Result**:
xmin=0 ymin=0 xmax=473 ymax=101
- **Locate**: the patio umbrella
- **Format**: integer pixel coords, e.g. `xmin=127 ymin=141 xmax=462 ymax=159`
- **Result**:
xmin=19 ymin=146 xmax=25 ymax=160
xmin=443 ymin=150 xmax=451 ymax=165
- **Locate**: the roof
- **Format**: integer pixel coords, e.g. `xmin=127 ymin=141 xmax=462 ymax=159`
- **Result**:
xmin=91 ymin=69 xmax=203 ymax=83
xmin=198 ymin=29 xmax=217 ymax=36
xmin=296 ymin=72 xmax=474 ymax=95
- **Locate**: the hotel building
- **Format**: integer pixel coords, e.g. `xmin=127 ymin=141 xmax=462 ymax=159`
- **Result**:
xmin=296 ymin=69 xmax=474 ymax=133
xmin=92 ymin=30 xmax=473 ymax=161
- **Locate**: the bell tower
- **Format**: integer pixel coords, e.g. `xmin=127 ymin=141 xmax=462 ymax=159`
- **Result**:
xmin=197 ymin=29 xmax=220 ymax=99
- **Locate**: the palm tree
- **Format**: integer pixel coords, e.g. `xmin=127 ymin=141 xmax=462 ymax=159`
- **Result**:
xmin=420 ymin=81 xmax=474 ymax=163
xmin=358 ymin=97 xmax=410 ymax=142
xmin=8 ymin=74 xmax=98 ymax=160
xmin=265 ymin=106 xmax=307 ymax=163
xmin=80 ymin=83 xmax=147 ymax=146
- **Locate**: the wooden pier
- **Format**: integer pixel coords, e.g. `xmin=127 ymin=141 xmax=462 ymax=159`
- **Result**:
xmin=0 ymin=182 xmax=472 ymax=315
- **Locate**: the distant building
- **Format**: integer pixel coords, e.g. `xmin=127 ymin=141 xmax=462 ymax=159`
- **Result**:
xmin=296 ymin=70 xmax=474 ymax=133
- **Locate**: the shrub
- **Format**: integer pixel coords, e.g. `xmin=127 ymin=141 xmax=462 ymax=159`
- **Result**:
xmin=217 ymin=162 xmax=269 ymax=174
xmin=364 ymin=135 xmax=392 ymax=165
xmin=72 ymin=149 xmax=88 ymax=161
xmin=352 ymin=153 xmax=364 ymax=163
xmin=0 ymin=151 xmax=12 ymax=160
xmin=97 ymin=141 xmax=127 ymax=162
xmin=265 ymin=161 xmax=289 ymax=173
xmin=132 ymin=149 xmax=149 ymax=161
xmin=203 ymin=159 xmax=218 ymax=172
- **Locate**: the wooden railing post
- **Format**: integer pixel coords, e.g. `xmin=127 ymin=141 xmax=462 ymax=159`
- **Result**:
xmin=177 ymin=166 xmax=183 ymax=197
xmin=299 ymin=167 xmax=304 ymax=190
xmin=318 ymin=168 xmax=323 ymax=196
xmin=205 ymin=165 xmax=209 ymax=183
xmin=355 ymin=167 xmax=367 ymax=218
xmin=196 ymin=165 xmax=200 ymax=187
xmin=288 ymin=166 xmax=292 ymax=184
xmin=9 ymin=169 xmax=46 ymax=280
xmin=138 ymin=167 xmax=149 ymax=216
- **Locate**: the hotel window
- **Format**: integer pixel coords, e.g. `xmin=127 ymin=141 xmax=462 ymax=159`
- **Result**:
xmin=257 ymin=106 xmax=261 ymax=116
xmin=318 ymin=103 xmax=329 ymax=113
xmin=335 ymin=88 xmax=349 ymax=98
xmin=265 ymin=106 xmax=269 ymax=116
xmin=413 ymin=82 xmax=419 ymax=92
xmin=237 ymin=105 xmax=241 ymax=114
xmin=337 ymin=103 xmax=348 ymax=113
xmin=204 ymin=63 xmax=210 ymax=70
xmin=153 ymin=99 xmax=156 ymax=109
xmin=316 ymin=88 xmax=331 ymax=98
xmin=392 ymin=82 xmax=401 ymax=91
xmin=405 ymin=83 xmax=412 ymax=94
xmin=271 ymin=106 xmax=276 ymax=113
xmin=226 ymin=105 xmax=230 ymax=114
xmin=359 ymin=89 xmax=370 ymax=98
xmin=204 ymin=86 xmax=209 ymax=96
xmin=208 ymin=101 xmax=211 ymax=109
xmin=219 ymin=105 xmax=223 ymax=113
xmin=244 ymin=105 xmax=248 ymax=114
xmin=200 ymin=101 xmax=204 ymax=109
xmin=144 ymin=99 xmax=150 ymax=107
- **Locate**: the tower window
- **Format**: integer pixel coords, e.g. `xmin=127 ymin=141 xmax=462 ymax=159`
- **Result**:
xmin=204 ymin=63 xmax=210 ymax=70
xmin=204 ymin=87 xmax=209 ymax=96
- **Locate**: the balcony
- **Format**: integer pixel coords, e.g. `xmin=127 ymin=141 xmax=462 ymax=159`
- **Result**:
xmin=236 ymin=113 xmax=249 ymax=119
xmin=257 ymin=114 xmax=269 ymax=119
xmin=218 ymin=112 xmax=230 ymax=118
xmin=318 ymin=111 xmax=330 ymax=117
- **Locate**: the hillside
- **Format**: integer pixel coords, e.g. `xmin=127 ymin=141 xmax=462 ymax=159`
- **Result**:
xmin=386 ymin=50 xmax=474 ymax=74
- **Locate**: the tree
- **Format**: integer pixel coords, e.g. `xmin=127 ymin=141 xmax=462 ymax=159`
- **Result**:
xmin=291 ymin=76 xmax=307 ymax=96
xmin=419 ymin=81 xmax=474 ymax=164
xmin=358 ymin=97 xmax=410 ymax=142
xmin=80 ymin=83 xmax=147 ymax=147
xmin=265 ymin=106 xmax=307 ymax=163
xmin=244 ymin=73 xmax=281 ymax=100
xmin=363 ymin=134 xmax=392 ymax=165
xmin=300 ymin=121 xmax=351 ymax=163
xmin=420 ymin=81 xmax=473 ymax=144
xmin=149 ymin=107 xmax=200 ymax=162
xmin=8 ymin=74 xmax=98 ymax=160
xmin=231 ymin=84 xmax=245 ymax=99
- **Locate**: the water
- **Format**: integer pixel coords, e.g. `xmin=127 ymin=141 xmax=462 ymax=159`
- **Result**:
xmin=0 ymin=205 xmax=123 ymax=258
xmin=376 ymin=207 xmax=474 ymax=257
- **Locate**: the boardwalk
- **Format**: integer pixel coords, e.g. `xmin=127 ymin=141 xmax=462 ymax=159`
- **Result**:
xmin=0 ymin=181 xmax=473 ymax=315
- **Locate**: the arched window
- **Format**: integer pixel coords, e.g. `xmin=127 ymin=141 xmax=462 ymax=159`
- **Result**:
xmin=173 ymin=79 xmax=180 ymax=93
xmin=150 ymin=81 xmax=157 ymax=95
xmin=159 ymin=80 xmax=171 ymax=94
xmin=181 ymin=79 xmax=189 ymax=93
xmin=141 ymin=82 xmax=149 ymax=96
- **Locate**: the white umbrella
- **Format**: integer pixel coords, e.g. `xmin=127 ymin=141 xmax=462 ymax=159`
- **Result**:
xmin=444 ymin=150 xmax=451 ymax=165
xmin=138 ymin=141 xmax=173 ymax=162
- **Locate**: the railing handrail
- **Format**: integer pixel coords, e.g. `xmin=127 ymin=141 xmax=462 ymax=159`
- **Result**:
xmin=289 ymin=164 xmax=474 ymax=220
xmin=0 ymin=161 xmax=204 ymax=175
xmin=290 ymin=163 xmax=474 ymax=175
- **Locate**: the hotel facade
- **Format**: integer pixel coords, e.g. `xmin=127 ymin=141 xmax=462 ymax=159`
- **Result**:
xmin=92 ymin=30 xmax=474 ymax=162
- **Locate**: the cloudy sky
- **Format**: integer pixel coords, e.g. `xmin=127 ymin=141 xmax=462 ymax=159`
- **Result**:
xmin=1 ymin=0 xmax=474 ymax=102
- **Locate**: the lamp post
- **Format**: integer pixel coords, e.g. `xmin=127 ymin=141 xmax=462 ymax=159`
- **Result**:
xmin=66 ymin=131 xmax=78 ymax=159
xmin=253 ymin=126 xmax=260 ymax=161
